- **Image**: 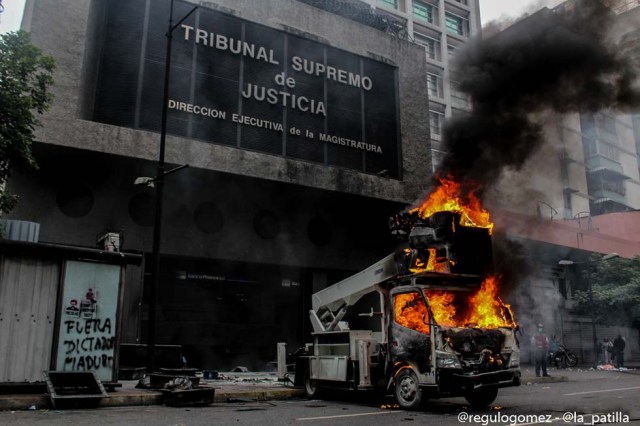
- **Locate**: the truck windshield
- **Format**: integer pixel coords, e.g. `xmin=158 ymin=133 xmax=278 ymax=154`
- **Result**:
xmin=393 ymin=291 xmax=430 ymax=334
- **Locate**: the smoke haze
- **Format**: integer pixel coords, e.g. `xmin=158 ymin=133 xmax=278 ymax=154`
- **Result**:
xmin=419 ymin=0 xmax=640 ymax=338
xmin=437 ymin=0 xmax=640 ymax=200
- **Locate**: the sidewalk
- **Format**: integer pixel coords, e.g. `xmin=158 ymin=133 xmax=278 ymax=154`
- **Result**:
xmin=0 ymin=372 xmax=304 ymax=411
xmin=2 ymin=365 xmax=637 ymax=411
xmin=519 ymin=363 xmax=640 ymax=383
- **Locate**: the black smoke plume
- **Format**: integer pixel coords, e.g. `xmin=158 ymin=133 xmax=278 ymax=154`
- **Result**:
xmin=437 ymin=0 xmax=640 ymax=200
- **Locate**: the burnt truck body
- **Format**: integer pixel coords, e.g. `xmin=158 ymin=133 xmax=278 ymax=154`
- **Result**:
xmin=285 ymin=212 xmax=520 ymax=410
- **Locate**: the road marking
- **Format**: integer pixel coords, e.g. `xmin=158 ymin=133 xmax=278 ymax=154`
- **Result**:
xmin=296 ymin=411 xmax=403 ymax=421
xmin=510 ymin=420 xmax=560 ymax=426
xmin=564 ymin=386 xmax=640 ymax=396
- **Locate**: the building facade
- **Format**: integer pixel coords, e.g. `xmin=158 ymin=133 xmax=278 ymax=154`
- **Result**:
xmin=9 ymin=0 xmax=432 ymax=370
xmin=489 ymin=1 xmax=640 ymax=364
xmin=549 ymin=0 xmax=640 ymax=218
xmin=357 ymin=0 xmax=481 ymax=171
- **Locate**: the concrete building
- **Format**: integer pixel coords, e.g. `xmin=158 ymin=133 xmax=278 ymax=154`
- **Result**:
xmin=616 ymin=2 xmax=640 ymax=214
xmin=487 ymin=1 xmax=640 ymax=222
xmin=355 ymin=0 xmax=481 ymax=171
xmin=7 ymin=0 xmax=432 ymax=370
xmin=550 ymin=0 xmax=640 ymax=218
xmin=488 ymin=2 xmax=640 ymax=364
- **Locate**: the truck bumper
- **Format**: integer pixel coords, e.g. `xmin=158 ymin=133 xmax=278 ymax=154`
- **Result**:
xmin=452 ymin=368 xmax=521 ymax=390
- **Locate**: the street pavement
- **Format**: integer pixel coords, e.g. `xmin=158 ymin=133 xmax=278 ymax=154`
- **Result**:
xmin=1 ymin=366 xmax=639 ymax=425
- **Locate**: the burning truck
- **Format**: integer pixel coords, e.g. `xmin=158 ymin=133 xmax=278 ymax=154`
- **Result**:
xmin=279 ymin=177 xmax=520 ymax=410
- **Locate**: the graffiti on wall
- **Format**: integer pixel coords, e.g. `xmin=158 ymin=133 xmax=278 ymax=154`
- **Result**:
xmin=55 ymin=261 xmax=120 ymax=381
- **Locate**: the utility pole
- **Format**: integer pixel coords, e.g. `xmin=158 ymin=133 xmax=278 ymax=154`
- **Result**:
xmin=146 ymin=0 xmax=197 ymax=374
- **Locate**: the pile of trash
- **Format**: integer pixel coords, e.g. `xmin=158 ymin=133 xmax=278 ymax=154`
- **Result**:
xmin=596 ymin=364 xmax=629 ymax=371
xmin=135 ymin=375 xmax=198 ymax=389
xmin=199 ymin=366 xmax=279 ymax=383
xmin=211 ymin=372 xmax=278 ymax=383
xmin=164 ymin=377 xmax=193 ymax=390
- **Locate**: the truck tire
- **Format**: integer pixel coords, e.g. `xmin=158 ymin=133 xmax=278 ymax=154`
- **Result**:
xmin=464 ymin=388 xmax=498 ymax=408
xmin=394 ymin=368 xmax=424 ymax=410
xmin=304 ymin=369 xmax=321 ymax=398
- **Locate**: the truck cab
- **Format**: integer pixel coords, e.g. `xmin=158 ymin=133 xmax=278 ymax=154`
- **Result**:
xmin=386 ymin=278 xmax=520 ymax=409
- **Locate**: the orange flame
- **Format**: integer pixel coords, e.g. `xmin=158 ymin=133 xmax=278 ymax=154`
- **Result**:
xmin=396 ymin=176 xmax=515 ymax=329
xmin=425 ymin=276 xmax=516 ymax=329
xmin=424 ymin=291 xmax=457 ymax=327
xmin=411 ymin=175 xmax=493 ymax=233
xmin=464 ymin=276 xmax=515 ymax=328
xmin=394 ymin=292 xmax=430 ymax=334
xmin=408 ymin=248 xmax=437 ymax=274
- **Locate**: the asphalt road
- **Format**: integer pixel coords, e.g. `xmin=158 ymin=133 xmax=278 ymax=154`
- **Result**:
xmin=2 ymin=369 xmax=639 ymax=426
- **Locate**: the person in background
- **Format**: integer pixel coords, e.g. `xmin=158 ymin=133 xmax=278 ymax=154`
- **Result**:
xmin=596 ymin=339 xmax=604 ymax=364
xmin=603 ymin=338 xmax=613 ymax=365
xmin=549 ymin=335 xmax=559 ymax=367
xmin=613 ymin=335 xmax=626 ymax=369
xmin=531 ymin=324 xmax=550 ymax=377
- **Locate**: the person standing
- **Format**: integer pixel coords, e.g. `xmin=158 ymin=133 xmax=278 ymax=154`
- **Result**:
xmin=596 ymin=339 xmax=604 ymax=365
xmin=613 ymin=335 xmax=626 ymax=369
xmin=550 ymin=335 xmax=560 ymax=368
xmin=603 ymin=338 xmax=613 ymax=365
xmin=532 ymin=324 xmax=550 ymax=377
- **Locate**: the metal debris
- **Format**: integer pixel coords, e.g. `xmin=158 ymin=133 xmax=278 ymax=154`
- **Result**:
xmin=164 ymin=377 xmax=193 ymax=390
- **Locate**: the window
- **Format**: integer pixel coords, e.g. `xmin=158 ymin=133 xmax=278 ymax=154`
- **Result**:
xmin=450 ymin=81 xmax=470 ymax=108
xmin=583 ymin=138 xmax=620 ymax=161
xmin=432 ymin=150 xmax=444 ymax=171
xmin=378 ymin=0 xmax=398 ymax=9
xmin=394 ymin=292 xmax=430 ymax=334
xmin=430 ymin=110 xmax=443 ymax=136
xmin=427 ymin=73 xmax=442 ymax=98
xmin=447 ymin=44 xmax=457 ymax=59
xmin=583 ymin=137 xmax=597 ymax=156
xmin=590 ymin=175 xmax=626 ymax=196
xmin=597 ymin=113 xmax=617 ymax=136
xmin=599 ymin=142 xmax=620 ymax=161
xmin=413 ymin=1 xmax=434 ymax=24
xmin=415 ymin=33 xmax=440 ymax=61
xmin=445 ymin=13 xmax=466 ymax=36
xmin=580 ymin=113 xmax=596 ymax=134
xmin=563 ymin=191 xmax=573 ymax=219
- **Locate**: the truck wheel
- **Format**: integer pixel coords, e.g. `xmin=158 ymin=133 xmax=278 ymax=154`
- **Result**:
xmin=464 ymin=388 xmax=498 ymax=408
xmin=304 ymin=370 xmax=321 ymax=398
xmin=394 ymin=369 xmax=424 ymax=410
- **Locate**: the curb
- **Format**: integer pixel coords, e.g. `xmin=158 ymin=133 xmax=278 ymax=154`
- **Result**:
xmin=522 ymin=375 xmax=568 ymax=385
xmin=102 ymin=391 xmax=163 ymax=407
xmin=0 ymin=394 xmax=51 ymax=411
xmin=215 ymin=388 xmax=305 ymax=403
xmin=617 ymin=369 xmax=640 ymax=376
xmin=0 ymin=387 xmax=305 ymax=410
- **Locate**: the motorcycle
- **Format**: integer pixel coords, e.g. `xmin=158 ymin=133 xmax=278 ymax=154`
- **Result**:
xmin=548 ymin=344 xmax=578 ymax=368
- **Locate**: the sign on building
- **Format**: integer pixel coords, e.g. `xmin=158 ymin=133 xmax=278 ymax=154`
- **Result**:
xmin=94 ymin=0 xmax=401 ymax=178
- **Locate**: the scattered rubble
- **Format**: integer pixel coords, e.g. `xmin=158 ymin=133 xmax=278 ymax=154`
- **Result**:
xmin=164 ymin=377 xmax=193 ymax=390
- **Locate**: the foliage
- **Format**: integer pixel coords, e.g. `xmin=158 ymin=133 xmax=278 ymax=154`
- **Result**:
xmin=572 ymin=257 xmax=640 ymax=328
xmin=0 ymin=30 xmax=55 ymax=214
